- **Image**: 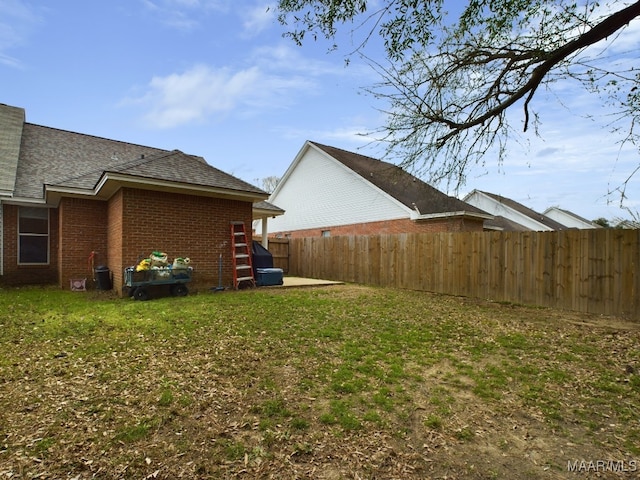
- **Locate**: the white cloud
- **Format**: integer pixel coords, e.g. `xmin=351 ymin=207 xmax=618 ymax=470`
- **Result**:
xmin=0 ymin=0 xmax=42 ymax=67
xmin=144 ymin=0 xmax=229 ymax=10
xmin=125 ymin=41 xmax=370 ymax=128
xmin=127 ymin=62 xmax=316 ymax=128
xmin=140 ymin=0 xmax=230 ymax=30
xmin=140 ymin=0 xmax=281 ymax=37
xmin=133 ymin=64 xmax=260 ymax=127
xmin=250 ymin=43 xmax=363 ymax=78
xmin=278 ymin=125 xmax=373 ymax=144
xmin=241 ymin=3 xmax=275 ymax=38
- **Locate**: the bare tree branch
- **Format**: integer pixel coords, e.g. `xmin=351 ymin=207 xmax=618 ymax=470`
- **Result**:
xmin=278 ymin=1 xmax=640 ymax=209
xmin=432 ymin=2 xmax=640 ymax=136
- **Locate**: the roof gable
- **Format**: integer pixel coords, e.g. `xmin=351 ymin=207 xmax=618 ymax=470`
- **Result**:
xmin=543 ymin=207 xmax=600 ymax=229
xmin=12 ymin=122 xmax=266 ymax=202
xmin=49 ymin=149 xmax=264 ymax=196
xmin=267 ymin=141 xmax=491 ymax=233
xmin=267 ymin=141 xmax=411 ymax=232
xmin=465 ymin=190 xmax=567 ymax=231
xmin=310 ymin=142 xmax=487 ymax=217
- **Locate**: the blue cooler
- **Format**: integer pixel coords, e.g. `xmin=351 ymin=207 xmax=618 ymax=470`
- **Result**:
xmin=255 ymin=267 xmax=284 ymax=286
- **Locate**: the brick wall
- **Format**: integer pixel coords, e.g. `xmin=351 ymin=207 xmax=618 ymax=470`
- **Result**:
xmin=58 ymin=197 xmax=108 ymax=288
xmin=107 ymin=190 xmax=124 ymax=292
xmin=116 ymin=188 xmax=253 ymax=294
xmin=274 ymin=216 xmax=485 ymax=238
xmin=1 ymin=204 xmax=59 ymax=285
xmin=2 ymin=190 xmax=254 ymax=293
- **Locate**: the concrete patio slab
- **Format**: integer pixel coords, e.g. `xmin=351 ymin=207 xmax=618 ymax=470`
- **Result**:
xmin=279 ymin=276 xmax=344 ymax=287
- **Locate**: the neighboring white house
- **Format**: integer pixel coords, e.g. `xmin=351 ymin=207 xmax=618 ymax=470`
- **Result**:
xmin=543 ymin=207 xmax=601 ymax=229
xmin=263 ymin=141 xmax=491 ymax=237
xmin=463 ymin=190 xmax=568 ymax=231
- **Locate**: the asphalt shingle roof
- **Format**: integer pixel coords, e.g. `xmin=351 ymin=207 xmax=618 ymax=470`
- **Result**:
xmin=14 ymin=123 xmax=265 ymax=200
xmin=310 ymin=142 xmax=487 ymax=216
xmin=483 ymin=215 xmax=530 ymax=231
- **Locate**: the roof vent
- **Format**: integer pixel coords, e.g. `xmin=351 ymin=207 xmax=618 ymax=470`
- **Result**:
xmin=141 ymin=154 xmax=145 ymax=159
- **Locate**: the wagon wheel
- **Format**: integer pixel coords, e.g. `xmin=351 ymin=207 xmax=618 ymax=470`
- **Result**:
xmin=134 ymin=288 xmax=150 ymax=301
xmin=170 ymin=284 xmax=188 ymax=297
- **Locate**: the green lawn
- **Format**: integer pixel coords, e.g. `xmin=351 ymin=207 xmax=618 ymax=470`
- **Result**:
xmin=0 ymin=285 xmax=638 ymax=479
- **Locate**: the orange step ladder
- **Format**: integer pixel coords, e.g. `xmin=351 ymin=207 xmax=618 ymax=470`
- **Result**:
xmin=230 ymin=221 xmax=255 ymax=289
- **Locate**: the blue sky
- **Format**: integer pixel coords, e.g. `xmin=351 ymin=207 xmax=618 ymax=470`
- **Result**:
xmin=2 ymin=0 xmax=639 ymax=222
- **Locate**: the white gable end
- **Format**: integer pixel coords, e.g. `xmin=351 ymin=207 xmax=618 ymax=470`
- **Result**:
xmin=543 ymin=207 xmax=597 ymax=229
xmin=464 ymin=191 xmax=553 ymax=231
xmin=267 ymin=146 xmax=409 ymax=233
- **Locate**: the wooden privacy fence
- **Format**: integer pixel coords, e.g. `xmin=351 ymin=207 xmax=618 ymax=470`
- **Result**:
xmin=287 ymin=229 xmax=640 ymax=320
xmin=254 ymin=237 xmax=290 ymax=273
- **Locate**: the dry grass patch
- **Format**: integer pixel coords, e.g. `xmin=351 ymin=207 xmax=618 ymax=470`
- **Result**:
xmin=0 ymin=284 xmax=638 ymax=479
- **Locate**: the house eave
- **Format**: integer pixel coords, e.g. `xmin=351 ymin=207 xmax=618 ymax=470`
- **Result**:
xmin=44 ymin=172 xmax=268 ymax=205
xmin=252 ymin=207 xmax=285 ymax=219
xmin=2 ymin=196 xmax=49 ymax=207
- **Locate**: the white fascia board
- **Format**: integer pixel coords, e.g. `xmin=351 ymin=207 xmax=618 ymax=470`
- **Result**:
xmin=252 ymin=207 xmax=285 ymax=219
xmin=2 ymin=197 xmax=48 ymax=206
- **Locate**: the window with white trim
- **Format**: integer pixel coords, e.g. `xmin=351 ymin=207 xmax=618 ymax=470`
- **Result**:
xmin=18 ymin=207 xmax=49 ymax=264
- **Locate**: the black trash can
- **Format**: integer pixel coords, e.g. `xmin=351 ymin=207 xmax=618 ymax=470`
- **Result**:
xmin=94 ymin=265 xmax=112 ymax=290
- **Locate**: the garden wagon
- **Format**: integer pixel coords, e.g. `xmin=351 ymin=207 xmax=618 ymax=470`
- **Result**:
xmin=124 ymin=266 xmax=193 ymax=301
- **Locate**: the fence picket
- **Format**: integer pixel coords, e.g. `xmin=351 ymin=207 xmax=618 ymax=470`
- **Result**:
xmin=282 ymin=230 xmax=638 ymax=320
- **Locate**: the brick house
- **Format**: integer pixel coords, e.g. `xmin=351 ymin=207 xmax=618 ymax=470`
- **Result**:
xmin=265 ymin=141 xmax=492 ymax=237
xmin=0 ymin=103 xmax=282 ymax=294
